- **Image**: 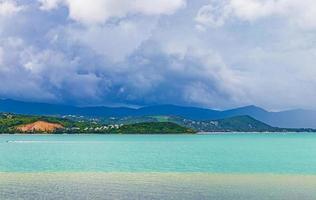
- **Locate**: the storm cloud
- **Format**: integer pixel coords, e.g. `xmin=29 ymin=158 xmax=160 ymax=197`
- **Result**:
xmin=0 ymin=0 xmax=316 ymax=110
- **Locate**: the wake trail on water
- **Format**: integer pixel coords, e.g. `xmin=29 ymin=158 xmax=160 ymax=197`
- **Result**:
xmin=5 ymin=140 xmax=110 ymax=144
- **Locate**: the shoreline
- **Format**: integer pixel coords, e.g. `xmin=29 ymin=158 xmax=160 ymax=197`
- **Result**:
xmin=1 ymin=131 xmax=316 ymax=135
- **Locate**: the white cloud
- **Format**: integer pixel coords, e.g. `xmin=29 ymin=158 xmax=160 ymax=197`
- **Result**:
xmin=0 ymin=0 xmax=24 ymax=16
xmin=0 ymin=47 xmax=3 ymax=65
xmin=38 ymin=0 xmax=186 ymax=61
xmin=196 ymin=0 xmax=316 ymax=29
xmin=39 ymin=0 xmax=63 ymax=10
xmin=66 ymin=17 xmax=158 ymax=62
xmin=39 ymin=0 xmax=186 ymax=25
xmin=195 ymin=2 xmax=231 ymax=28
xmin=229 ymin=0 xmax=276 ymax=21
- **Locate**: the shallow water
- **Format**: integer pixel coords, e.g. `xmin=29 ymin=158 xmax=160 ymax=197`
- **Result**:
xmin=1 ymin=173 xmax=316 ymax=200
xmin=1 ymin=133 xmax=316 ymax=199
xmin=1 ymin=133 xmax=316 ymax=173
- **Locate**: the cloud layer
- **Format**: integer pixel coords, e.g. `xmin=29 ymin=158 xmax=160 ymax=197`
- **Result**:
xmin=196 ymin=0 xmax=316 ymax=29
xmin=0 ymin=0 xmax=316 ymax=110
xmin=39 ymin=0 xmax=186 ymax=24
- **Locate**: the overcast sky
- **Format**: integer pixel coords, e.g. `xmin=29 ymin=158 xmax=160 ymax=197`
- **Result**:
xmin=0 ymin=0 xmax=316 ymax=110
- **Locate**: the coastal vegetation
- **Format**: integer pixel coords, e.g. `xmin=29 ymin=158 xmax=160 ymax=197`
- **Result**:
xmin=0 ymin=113 xmax=314 ymax=134
xmin=0 ymin=113 xmax=195 ymax=134
xmin=110 ymin=122 xmax=196 ymax=134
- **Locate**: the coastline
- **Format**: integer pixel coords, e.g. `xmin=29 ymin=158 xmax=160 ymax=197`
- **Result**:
xmin=197 ymin=131 xmax=316 ymax=134
xmin=1 ymin=131 xmax=316 ymax=135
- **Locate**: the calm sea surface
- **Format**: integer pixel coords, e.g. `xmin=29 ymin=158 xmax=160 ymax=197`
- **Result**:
xmin=1 ymin=133 xmax=316 ymax=173
xmin=1 ymin=133 xmax=316 ymax=199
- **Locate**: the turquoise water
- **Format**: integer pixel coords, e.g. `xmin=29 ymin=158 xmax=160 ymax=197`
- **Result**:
xmin=1 ymin=133 xmax=316 ymax=174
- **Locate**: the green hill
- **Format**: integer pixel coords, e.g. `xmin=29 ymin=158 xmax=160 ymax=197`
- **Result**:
xmin=0 ymin=113 xmax=195 ymax=134
xmin=172 ymin=115 xmax=315 ymax=132
xmin=197 ymin=115 xmax=275 ymax=132
xmin=112 ymin=122 xmax=196 ymax=134
xmin=96 ymin=115 xmax=278 ymax=132
xmin=76 ymin=115 xmax=316 ymax=133
xmin=1 ymin=113 xmax=314 ymax=133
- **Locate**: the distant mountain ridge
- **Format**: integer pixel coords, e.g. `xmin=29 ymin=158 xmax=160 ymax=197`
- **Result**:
xmin=1 ymin=99 xmax=316 ymax=128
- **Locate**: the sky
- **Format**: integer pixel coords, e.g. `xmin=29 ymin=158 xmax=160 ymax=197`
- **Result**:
xmin=0 ymin=0 xmax=316 ymax=110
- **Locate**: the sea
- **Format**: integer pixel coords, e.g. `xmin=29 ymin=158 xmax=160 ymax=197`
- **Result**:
xmin=1 ymin=133 xmax=316 ymax=199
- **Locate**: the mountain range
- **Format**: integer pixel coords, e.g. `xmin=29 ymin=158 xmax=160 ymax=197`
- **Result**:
xmin=0 ymin=99 xmax=316 ymax=128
